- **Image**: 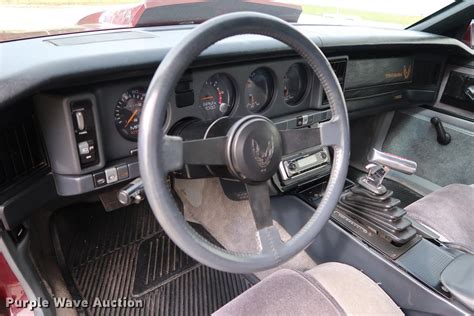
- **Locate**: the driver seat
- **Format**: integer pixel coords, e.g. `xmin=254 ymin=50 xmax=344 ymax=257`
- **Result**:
xmin=214 ymin=262 xmax=403 ymax=315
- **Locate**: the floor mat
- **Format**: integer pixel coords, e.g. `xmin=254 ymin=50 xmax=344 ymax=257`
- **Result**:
xmin=53 ymin=202 xmax=255 ymax=315
xmin=383 ymin=111 xmax=474 ymax=186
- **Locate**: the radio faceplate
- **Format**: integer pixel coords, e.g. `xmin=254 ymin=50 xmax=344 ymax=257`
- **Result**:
xmin=279 ymin=147 xmax=330 ymax=181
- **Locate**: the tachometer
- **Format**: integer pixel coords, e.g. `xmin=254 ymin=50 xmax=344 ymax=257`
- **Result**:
xmin=245 ymin=68 xmax=274 ymax=113
xmin=283 ymin=63 xmax=308 ymax=105
xmin=199 ymin=73 xmax=235 ymax=121
xmin=114 ymin=87 xmax=145 ymax=141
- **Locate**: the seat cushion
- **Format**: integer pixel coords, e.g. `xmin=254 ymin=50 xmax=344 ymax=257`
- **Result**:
xmin=213 ymin=263 xmax=402 ymax=315
xmin=406 ymin=184 xmax=474 ymax=251
xmin=306 ymin=262 xmax=403 ymax=315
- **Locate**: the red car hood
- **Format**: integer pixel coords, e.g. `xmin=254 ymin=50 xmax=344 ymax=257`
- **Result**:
xmin=78 ymin=0 xmax=302 ymax=28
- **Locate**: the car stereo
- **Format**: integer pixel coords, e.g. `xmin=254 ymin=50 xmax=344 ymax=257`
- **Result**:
xmin=276 ymin=147 xmax=331 ymax=190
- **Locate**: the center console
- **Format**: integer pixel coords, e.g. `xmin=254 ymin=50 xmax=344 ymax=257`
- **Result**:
xmin=274 ymin=148 xmax=473 ymax=314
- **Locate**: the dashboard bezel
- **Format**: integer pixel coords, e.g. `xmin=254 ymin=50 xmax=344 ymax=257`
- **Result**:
xmin=94 ymin=57 xmax=321 ymax=162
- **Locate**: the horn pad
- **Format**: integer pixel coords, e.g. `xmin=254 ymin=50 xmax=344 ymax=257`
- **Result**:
xmin=226 ymin=116 xmax=282 ymax=183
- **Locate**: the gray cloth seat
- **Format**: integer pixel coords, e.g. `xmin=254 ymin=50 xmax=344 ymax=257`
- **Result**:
xmin=405 ymin=184 xmax=474 ymax=251
xmin=214 ymin=262 xmax=403 ymax=315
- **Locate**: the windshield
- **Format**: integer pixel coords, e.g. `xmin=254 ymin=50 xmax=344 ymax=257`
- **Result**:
xmin=0 ymin=0 xmax=455 ymax=42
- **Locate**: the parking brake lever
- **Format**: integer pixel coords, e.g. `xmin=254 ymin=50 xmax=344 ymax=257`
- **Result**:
xmin=358 ymin=149 xmax=417 ymax=194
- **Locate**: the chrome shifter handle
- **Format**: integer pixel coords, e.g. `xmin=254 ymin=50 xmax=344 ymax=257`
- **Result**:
xmin=368 ymin=149 xmax=417 ymax=175
xmin=358 ymin=149 xmax=417 ymax=195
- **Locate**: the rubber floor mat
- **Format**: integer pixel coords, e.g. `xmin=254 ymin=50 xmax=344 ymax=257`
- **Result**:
xmin=54 ymin=202 xmax=255 ymax=315
xmin=133 ymin=232 xmax=200 ymax=296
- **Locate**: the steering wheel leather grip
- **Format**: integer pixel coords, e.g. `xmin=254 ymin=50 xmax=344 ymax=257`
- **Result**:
xmin=139 ymin=12 xmax=350 ymax=273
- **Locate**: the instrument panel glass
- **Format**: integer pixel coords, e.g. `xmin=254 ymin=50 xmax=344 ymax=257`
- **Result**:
xmin=245 ymin=67 xmax=274 ymax=113
xmin=283 ymin=63 xmax=308 ymax=105
xmin=114 ymin=87 xmax=145 ymax=141
xmin=199 ymin=73 xmax=235 ymax=121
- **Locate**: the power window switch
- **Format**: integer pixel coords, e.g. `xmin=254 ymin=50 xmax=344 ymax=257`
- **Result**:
xmin=93 ymin=171 xmax=106 ymax=187
xmin=105 ymin=167 xmax=118 ymax=184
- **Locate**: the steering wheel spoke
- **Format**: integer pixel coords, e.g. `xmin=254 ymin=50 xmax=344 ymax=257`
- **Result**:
xmin=279 ymin=117 xmax=342 ymax=156
xmin=280 ymin=127 xmax=322 ymax=155
xmin=319 ymin=118 xmax=343 ymax=148
xmin=245 ymin=183 xmax=283 ymax=254
xmin=161 ymin=135 xmax=184 ymax=172
xmin=246 ymin=183 xmax=273 ymax=229
xmin=182 ymin=136 xmax=228 ymax=166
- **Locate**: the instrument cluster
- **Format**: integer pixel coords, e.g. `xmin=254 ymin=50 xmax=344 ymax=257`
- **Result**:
xmin=113 ymin=62 xmax=312 ymax=141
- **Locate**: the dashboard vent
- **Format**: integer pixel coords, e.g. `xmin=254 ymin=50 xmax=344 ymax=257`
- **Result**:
xmin=0 ymin=114 xmax=49 ymax=193
xmin=322 ymin=58 xmax=347 ymax=104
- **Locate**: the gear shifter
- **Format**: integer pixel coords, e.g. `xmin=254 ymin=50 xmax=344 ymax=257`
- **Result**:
xmin=338 ymin=149 xmax=418 ymax=245
xmin=358 ymin=149 xmax=417 ymax=194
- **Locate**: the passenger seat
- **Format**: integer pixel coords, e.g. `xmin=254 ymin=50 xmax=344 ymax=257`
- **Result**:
xmin=406 ymin=184 xmax=474 ymax=252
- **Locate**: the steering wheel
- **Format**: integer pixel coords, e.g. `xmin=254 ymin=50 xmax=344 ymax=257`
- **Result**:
xmin=139 ymin=12 xmax=350 ymax=273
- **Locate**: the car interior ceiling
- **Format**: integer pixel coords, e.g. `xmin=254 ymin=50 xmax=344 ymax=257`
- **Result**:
xmin=0 ymin=3 xmax=473 ymax=316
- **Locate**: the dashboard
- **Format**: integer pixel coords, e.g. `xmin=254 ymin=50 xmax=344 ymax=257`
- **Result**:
xmin=98 ymin=57 xmax=321 ymax=162
xmin=0 ymin=23 xmax=472 ymax=229
xmin=31 ymin=52 xmax=446 ymax=197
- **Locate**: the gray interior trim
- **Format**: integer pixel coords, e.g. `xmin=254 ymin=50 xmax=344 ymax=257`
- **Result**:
xmin=35 ymin=93 xmax=105 ymax=175
xmin=440 ymin=254 xmax=474 ymax=311
xmin=1 ymin=19 xmax=472 ymax=108
xmin=401 ymin=107 xmax=474 ymax=134
xmin=434 ymin=64 xmax=474 ymax=121
xmin=372 ymin=111 xmax=395 ymax=150
xmin=54 ymin=159 xmax=139 ymax=196
xmin=383 ymin=108 xmax=474 ymax=187
xmin=271 ymin=195 xmax=469 ymax=315
xmin=0 ymin=232 xmax=53 ymax=316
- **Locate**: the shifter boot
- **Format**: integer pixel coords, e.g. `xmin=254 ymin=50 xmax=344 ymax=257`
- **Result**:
xmin=338 ymin=185 xmax=416 ymax=245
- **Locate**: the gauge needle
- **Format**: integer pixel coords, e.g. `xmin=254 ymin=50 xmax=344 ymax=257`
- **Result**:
xmin=200 ymin=96 xmax=214 ymax=101
xmin=125 ymin=109 xmax=138 ymax=127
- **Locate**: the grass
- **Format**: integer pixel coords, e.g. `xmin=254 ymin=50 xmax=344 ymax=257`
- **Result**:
xmin=303 ymin=4 xmax=421 ymax=26
xmin=0 ymin=0 xmax=139 ymax=4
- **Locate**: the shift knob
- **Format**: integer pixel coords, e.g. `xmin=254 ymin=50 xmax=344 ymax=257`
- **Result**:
xmin=359 ymin=149 xmax=418 ymax=195
xmin=368 ymin=149 xmax=417 ymax=175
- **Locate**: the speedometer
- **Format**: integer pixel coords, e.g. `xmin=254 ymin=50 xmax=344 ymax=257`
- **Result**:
xmin=199 ymin=73 xmax=235 ymax=121
xmin=114 ymin=87 xmax=146 ymax=141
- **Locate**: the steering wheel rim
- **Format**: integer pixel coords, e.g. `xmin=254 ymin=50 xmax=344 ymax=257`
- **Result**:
xmin=139 ymin=12 xmax=350 ymax=273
